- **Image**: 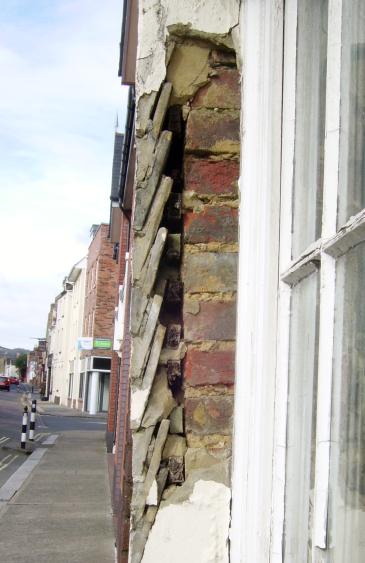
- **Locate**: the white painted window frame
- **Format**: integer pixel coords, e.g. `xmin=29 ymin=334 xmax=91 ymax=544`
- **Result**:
xmin=273 ymin=0 xmax=342 ymax=557
xmin=230 ymin=1 xmax=284 ymax=562
xmin=273 ymin=0 xmax=365 ymax=559
xmin=232 ymin=0 xmax=365 ymax=561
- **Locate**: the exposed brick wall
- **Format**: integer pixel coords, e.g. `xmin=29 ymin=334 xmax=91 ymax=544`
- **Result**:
xmin=184 ymin=156 xmax=239 ymax=197
xmin=107 ymin=214 xmax=130 ymax=436
xmin=116 ymin=45 xmax=240 ymax=562
xmin=82 ymin=223 xmax=118 ymax=360
xmin=101 ymin=212 xmax=132 ymax=563
xmin=185 ymin=349 xmax=235 ymax=387
xmin=182 ymin=58 xmax=240 ymax=454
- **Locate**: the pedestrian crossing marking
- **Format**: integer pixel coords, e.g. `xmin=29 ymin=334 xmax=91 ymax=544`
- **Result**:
xmin=0 ymin=454 xmax=18 ymax=471
xmin=0 ymin=436 xmax=10 ymax=444
xmin=34 ymin=432 xmax=50 ymax=442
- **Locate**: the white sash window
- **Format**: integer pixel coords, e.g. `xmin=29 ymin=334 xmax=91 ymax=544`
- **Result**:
xmin=232 ymin=1 xmax=365 ymax=561
xmin=276 ymin=0 xmax=365 ymax=560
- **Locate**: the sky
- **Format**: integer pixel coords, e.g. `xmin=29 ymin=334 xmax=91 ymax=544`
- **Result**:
xmin=0 ymin=0 xmax=129 ymax=350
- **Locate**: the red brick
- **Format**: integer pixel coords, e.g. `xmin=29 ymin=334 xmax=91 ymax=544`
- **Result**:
xmin=184 ymin=156 xmax=239 ymax=197
xmin=185 ymin=396 xmax=234 ymax=435
xmin=184 ymin=300 xmax=236 ymax=341
xmin=107 ymin=216 xmax=130 ymax=436
xmin=185 ymin=349 xmax=235 ymax=387
xmin=82 ymin=223 xmax=118 ymax=355
xmin=192 ymin=68 xmax=240 ymax=109
xmin=185 ymin=109 xmax=240 ymax=155
xmin=184 ymin=207 xmax=238 ymax=244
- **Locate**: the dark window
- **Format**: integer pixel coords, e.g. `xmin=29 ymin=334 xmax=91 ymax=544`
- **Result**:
xmin=92 ymin=357 xmax=111 ymax=371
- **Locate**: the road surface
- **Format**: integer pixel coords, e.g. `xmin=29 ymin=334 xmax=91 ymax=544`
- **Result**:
xmin=0 ymin=386 xmax=107 ymax=487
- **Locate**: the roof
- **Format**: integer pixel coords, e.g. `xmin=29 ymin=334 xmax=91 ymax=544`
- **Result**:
xmin=67 ymin=257 xmax=87 ymax=283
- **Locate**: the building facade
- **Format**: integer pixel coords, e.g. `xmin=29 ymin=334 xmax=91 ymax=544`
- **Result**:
xmin=47 ymin=259 xmax=86 ymax=407
xmin=81 ymin=224 xmax=118 ymax=415
xmin=27 ymin=339 xmax=47 ymax=387
xmin=108 ymin=1 xmax=365 ymax=562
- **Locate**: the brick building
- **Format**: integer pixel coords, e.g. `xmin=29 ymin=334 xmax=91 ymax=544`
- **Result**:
xmin=108 ymin=1 xmax=240 ymax=561
xmin=109 ymin=1 xmax=365 ymax=562
xmin=27 ymin=338 xmax=47 ymax=387
xmin=81 ymin=223 xmax=118 ymax=414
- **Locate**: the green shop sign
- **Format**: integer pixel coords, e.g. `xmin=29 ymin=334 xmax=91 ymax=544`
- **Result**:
xmin=93 ymin=338 xmax=112 ymax=350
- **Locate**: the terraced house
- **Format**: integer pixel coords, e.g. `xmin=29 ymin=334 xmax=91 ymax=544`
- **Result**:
xmin=108 ymin=1 xmax=365 ymax=562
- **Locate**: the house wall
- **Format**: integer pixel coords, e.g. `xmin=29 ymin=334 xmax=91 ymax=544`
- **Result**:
xmin=48 ymin=262 xmax=86 ymax=408
xmin=83 ymin=224 xmax=118 ymax=358
xmin=127 ymin=2 xmax=241 ymax=561
xmin=108 ymin=213 xmax=130 ymax=440
xmin=50 ymin=291 xmax=71 ymax=405
xmin=68 ymin=264 xmax=86 ymax=410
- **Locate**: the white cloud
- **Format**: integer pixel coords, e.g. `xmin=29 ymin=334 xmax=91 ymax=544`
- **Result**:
xmin=0 ymin=0 xmax=129 ymax=349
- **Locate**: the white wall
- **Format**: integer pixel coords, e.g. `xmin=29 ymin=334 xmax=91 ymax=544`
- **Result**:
xmin=69 ymin=264 xmax=86 ymax=408
xmin=50 ymin=291 xmax=71 ymax=404
xmin=50 ymin=259 xmax=86 ymax=407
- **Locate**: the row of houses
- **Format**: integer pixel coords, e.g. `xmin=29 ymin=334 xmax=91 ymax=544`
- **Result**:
xmin=40 ymin=166 xmax=124 ymax=413
xmin=40 ymin=1 xmax=365 ymax=562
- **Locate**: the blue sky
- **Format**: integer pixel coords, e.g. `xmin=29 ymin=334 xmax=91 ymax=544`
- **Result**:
xmin=0 ymin=0 xmax=128 ymax=349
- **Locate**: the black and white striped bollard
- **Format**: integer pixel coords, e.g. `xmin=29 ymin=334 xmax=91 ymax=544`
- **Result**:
xmin=21 ymin=406 xmax=28 ymax=449
xmin=29 ymin=399 xmax=37 ymax=441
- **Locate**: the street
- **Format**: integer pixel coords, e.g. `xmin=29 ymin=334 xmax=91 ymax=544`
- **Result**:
xmin=0 ymin=387 xmax=114 ymax=562
xmin=0 ymin=386 xmax=107 ymax=487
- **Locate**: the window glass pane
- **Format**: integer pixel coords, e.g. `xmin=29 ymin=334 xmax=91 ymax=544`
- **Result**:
xmin=79 ymin=373 xmax=84 ymax=400
xmin=292 ymin=0 xmax=328 ymax=258
xmin=285 ymin=272 xmax=319 ymax=561
xmin=329 ymin=242 xmax=365 ymax=562
xmin=338 ymin=1 xmax=365 ymax=226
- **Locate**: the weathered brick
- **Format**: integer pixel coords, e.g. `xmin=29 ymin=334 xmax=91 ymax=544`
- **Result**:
xmin=185 ymin=349 xmax=235 ymax=387
xmin=185 ymin=109 xmax=240 ymax=155
xmin=184 ymin=156 xmax=239 ymax=197
xmin=82 ymin=223 xmax=118 ymax=359
xmin=185 ymin=396 xmax=234 ymax=435
xmin=192 ymin=68 xmax=240 ymax=109
xmin=184 ymin=207 xmax=238 ymax=244
xmin=184 ymin=301 xmax=236 ymax=341
xmin=209 ymin=49 xmax=237 ymax=68
xmin=183 ymin=252 xmax=237 ymax=293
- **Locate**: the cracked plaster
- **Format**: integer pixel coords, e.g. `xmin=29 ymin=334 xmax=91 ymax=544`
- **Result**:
xmin=136 ymin=0 xmax=240 ymax=113
xmin=141 ymin=477 xmax=231 ymax=563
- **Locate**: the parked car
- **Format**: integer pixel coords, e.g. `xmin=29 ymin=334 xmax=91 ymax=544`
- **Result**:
xmin=0 ymin=375 xmax=10 ymax=392
xmin=9 ymin=376 xmax=19 ymax=385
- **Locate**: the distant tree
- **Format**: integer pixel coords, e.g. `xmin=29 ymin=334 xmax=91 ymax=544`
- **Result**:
xmin=15 ymin=354 xmax=27 ymax=379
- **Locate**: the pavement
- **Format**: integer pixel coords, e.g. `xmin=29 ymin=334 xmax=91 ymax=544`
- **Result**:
xmin=37 ymin=400 xmax=108 ymax=419
xmin=0 ymin=430 xmax=115 ymax=563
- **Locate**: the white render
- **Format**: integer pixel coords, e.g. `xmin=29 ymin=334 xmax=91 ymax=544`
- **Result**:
xmin=49 ymin=258 xmax=86 ymax=408
xmin=142 ymin=480 xmax=231 ymax=563
xmin=136 ymin=0 xmax=239 ymax=98
xmin=49 ymin=290 xmax=72 ymax=404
